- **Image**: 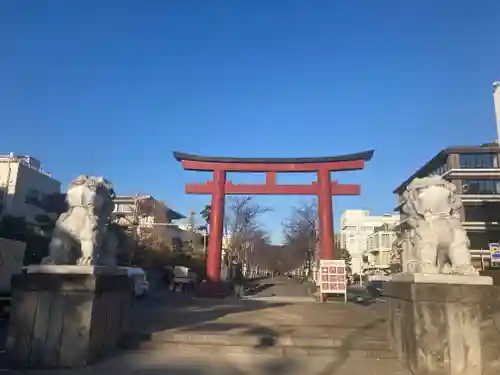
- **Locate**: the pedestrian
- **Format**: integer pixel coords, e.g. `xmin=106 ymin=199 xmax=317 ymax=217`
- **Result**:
xmin=232 ymin=263 xmax=245 ymax=298
xmin=163 ymin=268 xmax=172 ymax=290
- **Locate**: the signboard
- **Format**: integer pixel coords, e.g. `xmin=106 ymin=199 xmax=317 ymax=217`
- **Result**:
xmin=490 ymin=243 xmax=500 ymax=267
xmin=319 ymin=259 xmax=347 ymax=303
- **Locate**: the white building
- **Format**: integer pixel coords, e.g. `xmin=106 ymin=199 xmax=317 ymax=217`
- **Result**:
xmin=363 ymin=226 xmax=398 ymax=276
xmin=0 ymin=154 xmax=61 ymax=223
xmin=340 ymin=210 xmax=399 ymax=275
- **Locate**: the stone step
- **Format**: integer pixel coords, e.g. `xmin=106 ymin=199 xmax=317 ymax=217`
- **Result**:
xmin=120 ymin=329 xmax=395 ymax=359
xmin=124 ymin=341 xmax=397 ymax=359
xmin=149 ymin=331 xmax=390 ymax=349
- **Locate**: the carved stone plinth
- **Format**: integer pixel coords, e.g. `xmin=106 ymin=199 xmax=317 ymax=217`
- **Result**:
xmin=6 ymin=265 xmax=132 ymax=369
xmin=386 ymin=275 xmax=500 ymax=375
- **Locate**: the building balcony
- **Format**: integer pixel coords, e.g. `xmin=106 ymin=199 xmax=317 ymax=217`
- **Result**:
xmin=460 ymin=194 xmax=500 ymax=202
xmin=363 ymin=263 xmax=391 ymax=270
xmin=366 ymin=247 xmax=392 ymax=255
xmin=462 ymin=221 xmax=500 ymax=230
xmin=443 ymin=168 xmax=500 ymax=179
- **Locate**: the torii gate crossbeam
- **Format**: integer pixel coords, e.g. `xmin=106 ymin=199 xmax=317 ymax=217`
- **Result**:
xmin=174 ymin=150 xmax=374 ymax=295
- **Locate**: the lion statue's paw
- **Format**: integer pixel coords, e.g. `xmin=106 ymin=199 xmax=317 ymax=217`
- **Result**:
xmin=76 ymin=256 xmax=94 ymax=266
xmin=453 ymin=264 xmax=479 ymax=276
xmin=41 ymin=257 xmax=55 ymax=265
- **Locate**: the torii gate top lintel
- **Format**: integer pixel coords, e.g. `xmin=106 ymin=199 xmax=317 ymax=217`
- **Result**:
xmin=173 ymin=150 xmax=374 ymax=172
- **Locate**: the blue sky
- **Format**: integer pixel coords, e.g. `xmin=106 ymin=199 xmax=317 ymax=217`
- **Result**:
xmin=1 ymin=1 xmax=499 ymax=243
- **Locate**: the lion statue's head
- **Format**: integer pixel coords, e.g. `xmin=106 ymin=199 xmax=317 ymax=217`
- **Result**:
xmin=65 ymin=175 xmax=115 ymax=218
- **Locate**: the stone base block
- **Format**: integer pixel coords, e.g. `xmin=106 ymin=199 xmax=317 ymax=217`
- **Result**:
xmin=385 ymin=278 xmax=500 ymax=375
xmin=391 ymin=272 xmax=493 ymax=285
xmin=6 ymin=266 xmax=132 ymax=369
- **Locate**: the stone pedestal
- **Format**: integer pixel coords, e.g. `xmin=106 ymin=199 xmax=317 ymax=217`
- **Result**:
xmin=6 ymin=265 xmax=132 ymax=369
xmin=386 ymin=273 xmax=500 ymax=375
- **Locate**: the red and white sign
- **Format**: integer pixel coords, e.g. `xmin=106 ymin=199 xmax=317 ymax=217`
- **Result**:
xmin=319 ymin=259 xmax=347 ymax=295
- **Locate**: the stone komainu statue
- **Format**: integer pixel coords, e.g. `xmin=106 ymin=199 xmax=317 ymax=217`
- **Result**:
xmin=42 ymin=175 xmax=118 ymax=266
xmin=401 ymin=176 xmax=477 ymax=275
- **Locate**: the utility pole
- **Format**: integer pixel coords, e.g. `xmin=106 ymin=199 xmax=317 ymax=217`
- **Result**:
xmin=202 ymin=228 xmax=208 ymax=256
xmin=188 ymin=209 xmax=196 ymax=252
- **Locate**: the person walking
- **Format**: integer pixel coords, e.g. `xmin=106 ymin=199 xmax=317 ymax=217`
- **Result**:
xmin=232 ymin=263 xmax=245 ymax=298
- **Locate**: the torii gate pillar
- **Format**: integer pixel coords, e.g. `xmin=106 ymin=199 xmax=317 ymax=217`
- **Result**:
xmin=206 ymin=169 xmax=226 ymax=284
xmin=174 ymin=150 xmax=374 ymax=294
xmin=317 ymin=168 xmax=334 ymax=260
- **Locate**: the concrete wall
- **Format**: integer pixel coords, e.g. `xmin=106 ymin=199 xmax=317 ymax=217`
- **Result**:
xmin=0 ymin=161 xmax=20 ymax=214
xmin=13 ymin=163 xmax=61 ymax=223
xmin=0 ymin=160 xmax=61 ymax=223
xmin=0 ymin=237 xmax=25 ymax=292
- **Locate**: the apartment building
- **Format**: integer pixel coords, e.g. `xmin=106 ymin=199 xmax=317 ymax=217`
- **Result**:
xmin=362 ymin=224 xmax=397 ymax=276
xmin=0 ymin=154 xmax=61 ymax=223
xmin=112 ymin=195 xmax=197 ymax=252
xmin=340 ymin=210 xmax=400 ymax=275
xmin=113 ymin=195 xmax=185 ymax=227
xmin=393 ymin=144 xmax=500 ymax=268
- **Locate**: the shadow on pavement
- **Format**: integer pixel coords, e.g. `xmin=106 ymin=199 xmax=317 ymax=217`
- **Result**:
xmin=120 ymin=291 xmax=288 ymax=350
xmin=245 ymin=282 xmax=275 ymax=296
xmin=94 ymin=355 xmax=300 ymax=375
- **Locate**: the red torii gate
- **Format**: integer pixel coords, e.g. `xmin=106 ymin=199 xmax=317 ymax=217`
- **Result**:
xmin=174 ymin=150 xmax=374 ymax=290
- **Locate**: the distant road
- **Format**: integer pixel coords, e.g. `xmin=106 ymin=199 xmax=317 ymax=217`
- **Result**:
xmin=245 ymin=275 xmax=315 ymax=299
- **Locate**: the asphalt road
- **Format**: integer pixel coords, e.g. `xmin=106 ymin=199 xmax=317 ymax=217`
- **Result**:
xmin=245 ymin=276 xmax=385 ymax=304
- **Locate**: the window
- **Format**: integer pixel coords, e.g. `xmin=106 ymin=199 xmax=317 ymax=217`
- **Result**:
xmin=25 ymin=189 xmax=41 ymax=205
xmin=463 ymin=203 xmax=500 ymax=222
xmin=115 ymin=203 xmax=133 ymax=213
xmin=462 ymin=180 xmax=500 ymax=195
xmin=468 ymin=230 xmax=500 ymax=250
xmin=459 ymin=153 xmax=497 ymax=169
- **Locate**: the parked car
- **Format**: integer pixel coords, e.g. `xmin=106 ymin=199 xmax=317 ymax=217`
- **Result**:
xmin=172 ymin=266 xmax=198 ymax=293
xmin=346 ymin=285 xmax=373 ymax=303
xmin=366 ymin=280 xmax=385 ymax=298
xmin=125 ymin=267 xmax=149 ymax=298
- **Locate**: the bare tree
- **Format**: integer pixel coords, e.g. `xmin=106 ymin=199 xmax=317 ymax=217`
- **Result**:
xmin=133 ymin=225 xmax=172 ymax=267
xmin=224 ymin=197 xmax=271 ymax=268
xmin=389 ymin=236 xmax=403 ymax=274
xmin=282 ymin=200 xmax=317 ymax=274
xmin=249 ymin=243 xmax=283 ymax=272
xmin=241 ymin=228 xmax=271 ymax=277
